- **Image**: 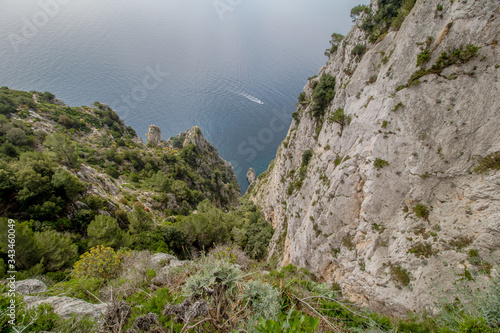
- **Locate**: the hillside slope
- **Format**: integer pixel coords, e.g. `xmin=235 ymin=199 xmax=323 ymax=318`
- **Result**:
xmin=0 ymin=88 xmax=240 ymax=230
xmin=250 ymin=0 xmax=500 ymax=314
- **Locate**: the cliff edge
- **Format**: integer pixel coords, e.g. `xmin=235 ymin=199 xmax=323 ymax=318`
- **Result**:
xmin=250 ymin=0 xmax=500 ymax=314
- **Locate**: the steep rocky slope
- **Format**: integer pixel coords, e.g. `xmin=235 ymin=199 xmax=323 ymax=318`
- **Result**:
xmin=250 ymin=0 xmax=500 ymax=314
xmin=0 ymin=88 xmax=240 ymax=226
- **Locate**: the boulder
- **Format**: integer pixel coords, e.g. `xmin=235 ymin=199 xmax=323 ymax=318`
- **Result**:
xmin=24 ymin=296 xmax=107 ymax=320
xmin=151 ymin=253 xmax=176 ymax=265
xmin=15 ymin=279 xmax=47 ymax=295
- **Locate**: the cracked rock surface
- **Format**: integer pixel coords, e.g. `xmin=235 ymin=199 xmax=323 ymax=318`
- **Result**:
xmin=250 ymin=0 xmax=500 ymax=314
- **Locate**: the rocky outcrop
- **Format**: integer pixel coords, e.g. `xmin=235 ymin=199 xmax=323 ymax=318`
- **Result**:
xmin=168 ymin=126 xmax=241 ymax=207
xmin=15 ymin=279 xmax=47 ymax=295
xmin=246 ymin=168 xmax=257 ymax=185
xmin=251 ymin=0 xmax=500 ymax=314
xmin=147 ymin=125 xmax=162 ymax=146
xmin=24 ymin=296 xmax=107 ymax=319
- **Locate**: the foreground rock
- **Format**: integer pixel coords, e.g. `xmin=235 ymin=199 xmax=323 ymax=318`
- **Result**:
xmin=24 ymin=296 xmax=107 ymax=320
xmin=151 ymin=253 xmax=187 ymax=268
xmin=15 ymin=279 xmax=47 ymax=295
xmin=151 ymin=253 xmax=176 ymax=265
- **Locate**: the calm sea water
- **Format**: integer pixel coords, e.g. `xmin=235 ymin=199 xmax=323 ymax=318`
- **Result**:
xmin=0 ymin=0 xmax=366 ymax=192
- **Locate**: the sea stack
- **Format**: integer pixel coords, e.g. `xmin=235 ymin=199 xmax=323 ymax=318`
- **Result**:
xmin=147 ymin=125 xmax=162 ymax=146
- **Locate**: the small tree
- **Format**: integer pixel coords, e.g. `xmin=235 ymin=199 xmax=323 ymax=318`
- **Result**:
xmin=87 ymin=215 xmax=128 ymax=249
xmin=51 ymin=168 xmax=85 ymax=199
xmin=6 ymin=127 xmax=28 ymax=146
xmin=350 ymin=5 xmax=369 ymax=22
xmin=35 ymin=230 xmax=78 ymax=272
xmin=45 ymin=134 xmax=80 ymax=168
xmin=311 ymin=74 xmax=336 ymax=119
xmin=0 ymin=219 xmax=40 ymax=270
xmin=128 ymin=206 xmax=154 ymax=234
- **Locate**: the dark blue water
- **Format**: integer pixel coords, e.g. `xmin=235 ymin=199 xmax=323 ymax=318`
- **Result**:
xmin=0 ymin=0 xmax=367 ymax=191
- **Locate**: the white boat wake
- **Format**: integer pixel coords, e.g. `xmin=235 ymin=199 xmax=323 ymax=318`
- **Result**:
xmin=236 ymin=92 xmax=264 ymax=105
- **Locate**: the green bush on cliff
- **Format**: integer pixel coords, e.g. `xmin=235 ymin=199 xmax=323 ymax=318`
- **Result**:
xmin=311 ymin=73 xmax=336 ymax=119
xmin=361 ymin=0 xmax=416 ymax=42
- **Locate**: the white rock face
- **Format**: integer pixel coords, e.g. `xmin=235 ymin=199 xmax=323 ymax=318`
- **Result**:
xmin=251 ymin=0 xmax=500 ymax=314
xmin=24 ymin=296 xmax=107 ymax=320
xmin=151 ymin=253 xmax=177 ymax=265
xmin=147 ymin=125 xmax=162 ymax=146
xmin=247 ymin=168 xmax=257 ymax=185
xmin=15 ymin=279 xmax=47 ymax=295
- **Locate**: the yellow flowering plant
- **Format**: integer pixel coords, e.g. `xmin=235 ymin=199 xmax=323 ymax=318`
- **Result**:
xmin=72 ymin=245 xmax=131 ymax=280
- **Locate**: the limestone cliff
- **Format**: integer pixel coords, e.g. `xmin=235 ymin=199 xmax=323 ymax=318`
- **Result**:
xmin=250 ymin=0 xmax=500 ymax=314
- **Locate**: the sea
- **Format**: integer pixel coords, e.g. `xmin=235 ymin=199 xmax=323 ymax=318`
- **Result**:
xmin=0 ymin=0 xmax=367 ymax=192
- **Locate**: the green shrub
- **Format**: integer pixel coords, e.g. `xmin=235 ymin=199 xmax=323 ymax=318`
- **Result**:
xmin=0 ymin=259 xmax=5 ymax=279
xmin=105 ymin=166 xmax=120 ymax=179
xmin=184 ymin=259 xmax=242 ymax=300
xmin=40 ymin=91 xmax=55 ymax=102
xmin=255 ymin=312 xmax=319 ymax=333
xmin=298 ymin=92 xmax=306 ymax=103
xmin=301 ymin=150 xmax=313 ymax=167
xmin=350 ymin=5 xmax=369 ymax=22
xmin=398 ymin=318 xmax=435 ymax=333
xmin=87 ymin=215 xmax=128 ymax=249
xmin=413 ymin=204 xmax=429 ymax=220
xmin=409 ymin=45 xmax=480 ymax=86
xmin=244 ymin=219 xmax=274 ymax=260
xmin=242 ymin=280 xmax=280 ymax=319
xmin=474 ymin=151 xmax=500 ymax=173
xmin=6 ymin=127 xmax=28 ymax=146
xmin=48 ymin=278 xmax=105 ymax=303
xmin=0 ymin=219 xmax=40 ymax=270
xmin=352 ymin=44 xmax=367 ymax=57
xmin=170 ymin=135 xmax=185 ymax=149
xmin=342 ymin=234 xmax=355 ymax=250
xmin=458 ymin=317 xmax=492 ymax=333
xmin=128 ymin=206 xmax=154 ymax=234
xmin=51 ymin=168 xmax=85 ymax=199
xmin=449 ymin=236 xmax=474 ymax=250
xmin=35 ymin=230 xmax=78 ymax=272
xmin=481 ymin=278 xmax=500 ymax=327
xmin=328 ymin=107 xmax=352 ymax=134
xmin=417 ymin=49 xmax=431 ymax=67
xmin=72 ymin=245 xmax=130 ymax=280
xmin=362 ymin=0 xmax=416 ymax=41
xmin=0 ymin=102 xmax=16 ymax=117
xmin=391 ymin=265 xmax=410 ymax=287
xmin=409 ymin=242 xmax=435 ymax=258
xmin=325 ymin=33 xmax=345 ymax=55
xmin=44 ymin=134 xmax=80 ymax=167
xmin=374 ymin=158 xmax=389 ymax=169
xmin=393 ymin=101 xmax=405 ymax=111
xmin=311 ymin=74 xmax=336 ymax=119
xmin=0 ymin=142 xmax=18 ymax=157
xmin=158 ymin=225 xmax=188 ymax=257
xmin=319 ymin=299 xmax=392 ymax=331
xmin=178 ymin=200 xmax=232 ymax=250
xmin=391 ymin=0 xmax=416 ymax=30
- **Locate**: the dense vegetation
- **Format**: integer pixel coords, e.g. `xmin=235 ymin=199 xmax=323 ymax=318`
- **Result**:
xmin=361 ymin=0 xmax=416 ymax=42
xmin=1 ymin=250 xmax=499 ymax=332
xmin=0 ymin=87 xmax=248 ymax=275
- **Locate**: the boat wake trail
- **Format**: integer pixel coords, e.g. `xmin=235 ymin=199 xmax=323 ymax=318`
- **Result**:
xmin=234 ymin=91 xmax=264 ymax=105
